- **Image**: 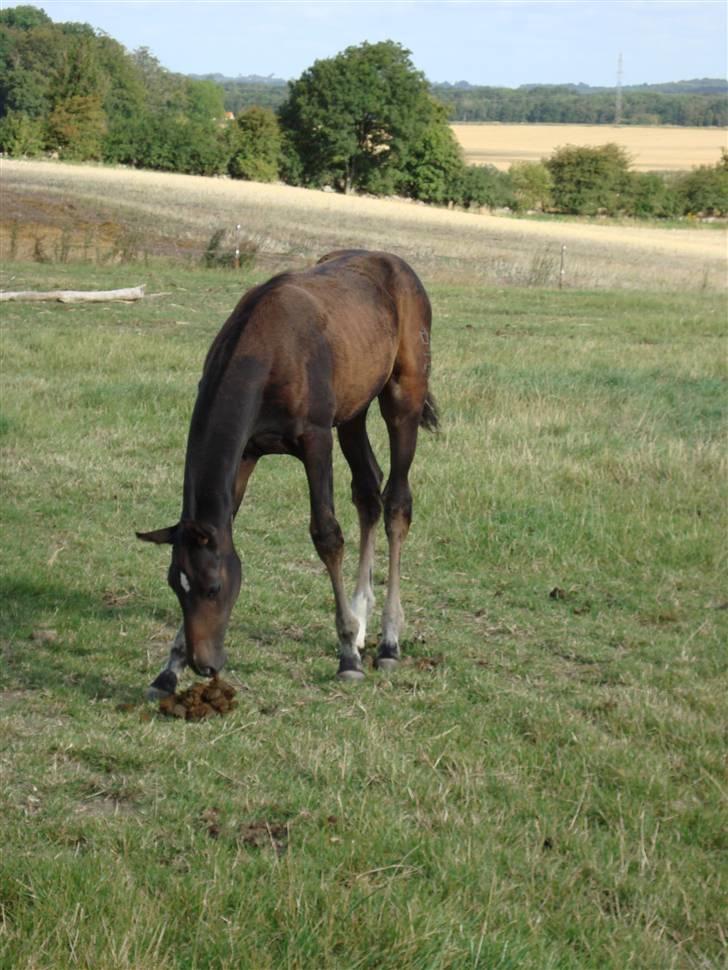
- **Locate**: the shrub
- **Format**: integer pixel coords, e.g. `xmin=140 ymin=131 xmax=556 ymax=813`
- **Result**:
xmin=510 ymin=161 xmax=553 ymax=211
xmin=546 ymin=143 xmax=633 ymax=215
xmin=627 ymin=172 xmax=680 ymax=218
xmin=202 ymin=228 xmax=257 ymax=269
xmin=675 ymin=150 xmax=728 ymax=216
xmin=457 ymin=165 xmax=514 ymax=209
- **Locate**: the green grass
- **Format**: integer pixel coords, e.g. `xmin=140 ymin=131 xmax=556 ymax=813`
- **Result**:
xmin=1 ymin=260 xmax=726 ymax=969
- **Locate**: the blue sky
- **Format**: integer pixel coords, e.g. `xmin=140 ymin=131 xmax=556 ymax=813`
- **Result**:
xmin=14 ymin=1 xmax=728 ymax=87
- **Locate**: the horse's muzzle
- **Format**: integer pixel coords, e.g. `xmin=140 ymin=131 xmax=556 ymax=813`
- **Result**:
xmin=189 ymin=651 xmax=227 ymax=679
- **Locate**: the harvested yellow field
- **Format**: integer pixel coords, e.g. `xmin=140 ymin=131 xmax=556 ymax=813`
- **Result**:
xmin=451 ymin=123 xmax=728 ymax=172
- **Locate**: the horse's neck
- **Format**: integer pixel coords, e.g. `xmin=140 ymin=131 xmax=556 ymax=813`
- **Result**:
xmin=182 ymin=364 xmax=264 ymax=525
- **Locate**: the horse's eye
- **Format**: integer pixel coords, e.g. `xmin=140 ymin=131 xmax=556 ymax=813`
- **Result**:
xmin=207 ymin=583 xmax=221 ymax=601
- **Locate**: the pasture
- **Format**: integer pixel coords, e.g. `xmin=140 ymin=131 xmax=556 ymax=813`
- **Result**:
xmin=1 ymin=162 xmax=727 ymax=968
xmin=450 ymin=123 xmax=728 ymax=172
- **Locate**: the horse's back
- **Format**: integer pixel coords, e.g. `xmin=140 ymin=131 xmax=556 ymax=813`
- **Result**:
xmin=308 ymin=251 xmax=432 ymax=423
xmin=213 ymin=250 xmax=431 ymax=429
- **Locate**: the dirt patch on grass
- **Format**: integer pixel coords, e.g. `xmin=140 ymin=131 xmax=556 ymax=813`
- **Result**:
xmin=0 ymin=690 xmax=32 ymax=705
xmin=0 ymin=185 xmax=202 ymax=263
xmin=75 ymin=796 xmax=137 ymax=818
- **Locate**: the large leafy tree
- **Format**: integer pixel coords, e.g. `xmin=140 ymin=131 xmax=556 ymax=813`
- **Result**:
xmin=279 ymin=40 xmax=447 ymax=195
xmin=46 ymin=32 xmax=107 ymax=158
xmin=0 ymin=6 xmax=64 ymax=119
xmin=397 ymin=104 xmax=465 ymax=204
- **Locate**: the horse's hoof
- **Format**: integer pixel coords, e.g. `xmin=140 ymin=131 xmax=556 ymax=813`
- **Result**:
xmin=337 ymin=668 xmax=365 ymax=682
xmin=337 ymin=656 xmax=365 ymax=682
xmin=146 ymin=669 xmax=177 ymax=700
xmin=375 ymin=642 xmax=400 ymax=672
xmin=146 ymin=686 xmax=171 ymax=701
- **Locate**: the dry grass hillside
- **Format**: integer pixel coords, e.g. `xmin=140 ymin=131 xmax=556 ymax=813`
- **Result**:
xmin=1 ymin=159 xmax=725 ymax=291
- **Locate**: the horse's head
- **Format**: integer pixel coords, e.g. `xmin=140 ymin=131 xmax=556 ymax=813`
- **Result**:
xmin=137 ymin=520 xmax=241 ymax=676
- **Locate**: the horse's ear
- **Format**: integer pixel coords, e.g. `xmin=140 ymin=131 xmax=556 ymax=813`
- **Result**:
xmin=182 ymin=521 xmax=218 ymax=549
xmin=136 ymin=525 xmax=178 ymax=545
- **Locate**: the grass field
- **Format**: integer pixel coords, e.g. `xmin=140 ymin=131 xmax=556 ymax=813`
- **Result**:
xmin=1 ymin=249 xmax=726 ymax=968
xmin=451 ymin=123 xmax=728 ymax=172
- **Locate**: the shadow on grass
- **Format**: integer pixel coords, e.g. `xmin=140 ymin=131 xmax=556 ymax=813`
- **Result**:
xmin=0 ymin=575 xmax=152 ymax=702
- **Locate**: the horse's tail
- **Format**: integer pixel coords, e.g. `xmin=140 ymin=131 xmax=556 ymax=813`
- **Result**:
xmin=420 ymin=392 xmax=439 ymax=433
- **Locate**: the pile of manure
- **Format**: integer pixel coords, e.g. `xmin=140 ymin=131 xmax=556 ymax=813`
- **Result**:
xmin=158 ymin=677 xmax=237 ymax=720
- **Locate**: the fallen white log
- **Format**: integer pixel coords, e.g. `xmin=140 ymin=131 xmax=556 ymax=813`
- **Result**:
xmin=0 ymin=285 xmax=146 ymax=303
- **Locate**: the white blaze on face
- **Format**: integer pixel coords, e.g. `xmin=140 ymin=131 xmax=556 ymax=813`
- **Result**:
xmin=180 ymin=571 xmax=191 ymax=594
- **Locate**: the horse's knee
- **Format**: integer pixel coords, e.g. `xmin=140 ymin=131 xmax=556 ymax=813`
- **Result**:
xmin=352 ymin=484 xmax=383 ymax=529
xmin=310 ymin=520 xmax=344 ymax=561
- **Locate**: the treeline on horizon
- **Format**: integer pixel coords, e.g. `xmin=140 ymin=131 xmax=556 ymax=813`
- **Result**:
xmin=1 ymin=5 xmax=726 ymax=220
xmin=433 ymin=82 xmax=727 ymax=127
xmin=207 ymin=75 xmax=728 ymax=127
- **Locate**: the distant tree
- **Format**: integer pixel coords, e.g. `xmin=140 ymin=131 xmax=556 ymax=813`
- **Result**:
xmin=397 ymin=103 xmax=465 ymax=203
xmin=0 ymin=5 xmax=51 ymax=30
xmin=227 ymin=106 xmax=281 ymax=182
xmin=279 ymin=40 xmax=447 ymax=195
xmin=546 ymin=143 xmax=633 ymax=215
xmin=50 ymin=31 xmax=104 ymax=102
xmin=46 ymin=94 xmax=106 ymax=158
xmin=131 ymin=46 xmax=187 ymax=114
xmin=217 ymin=78 xmax=288 ymax=114
xmin=178 ymin=120 xmax=229 ymax=176
xmin=96 ymin=34 xmax=147 ymax=163
xmin=0 ymin=9 xmax=66 ymax=120
xmin=180 ymin=78 xmax=227 ymax=174
xmin=117 ymin=50 xmax=226 ymax=174
xmin=186 ymin=77 xmax=225 ymax=122
xmin=46 ymin=34 xmax=107 ymax=157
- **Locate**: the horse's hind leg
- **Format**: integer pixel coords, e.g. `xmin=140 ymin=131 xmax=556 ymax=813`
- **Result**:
xmin=337 ymin=410 xmax=383 ymax=649
xmin=301 ymin=428 xmax=364 ymax=680
xmin=377 ymin=382 xmax=424 ymax=670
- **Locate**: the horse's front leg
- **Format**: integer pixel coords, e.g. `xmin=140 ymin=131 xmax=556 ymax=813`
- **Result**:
xmin=146 ymin=624 xmax=187 ymax=699
xmin=301 ymin=429 xmax=364 ymax=681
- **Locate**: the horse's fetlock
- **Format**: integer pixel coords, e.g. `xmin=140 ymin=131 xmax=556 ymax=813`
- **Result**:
xmin=337 ymin=615 xmax=360 ymax=646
